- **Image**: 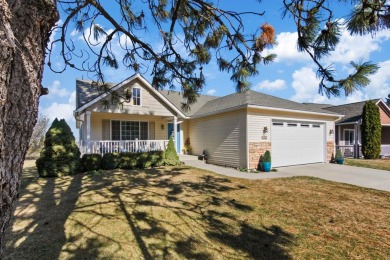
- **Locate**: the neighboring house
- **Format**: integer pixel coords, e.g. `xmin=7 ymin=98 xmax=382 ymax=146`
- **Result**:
xmin=315 ymin=100 xmax=390 ymax=158
xmin=74 ymin=74 xmax=342 ymax=169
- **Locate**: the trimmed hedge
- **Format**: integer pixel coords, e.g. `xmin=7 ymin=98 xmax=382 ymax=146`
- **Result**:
xmin=81 ymin=154 xmax=102 ymax=171
xmin=77 ymin=150 xmax=171 ymax=173
xmin=102 ymin=153 xmax=120 ymax=170
xmin=36 ymin=118 xmax=80 ymax=177
xmin=140 ymin=151 xmax=165 ymax=168
xmin=119 ymin=152 xmax=138 ymax=169
xmin=119 ymin=151 xmax=165 ymax=169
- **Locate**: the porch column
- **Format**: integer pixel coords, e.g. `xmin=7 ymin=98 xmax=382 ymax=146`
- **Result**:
xmin=173 ymin=115 xmax=178 ymax=153
xmin=86 ymin=111 xmax=91 ymax=154
xmin=354 ymin=124 xmax=359 ymax=158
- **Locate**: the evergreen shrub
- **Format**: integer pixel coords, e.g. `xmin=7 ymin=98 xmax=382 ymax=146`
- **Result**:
xmin=36 ymin=118 xmax=80 ymax=177
xmin=164 ymin=135 xmax=180 ymax=166
xmin=102 ymin=153 xmax=120 ymax=170
xmin=262 ymin=150 xmax=271 ymax=163
xmin=335 ymin=149 xmax=343 ymax=160
xmin=119 ymin=152 xmax=138 ymax=169
xmin=81 ymin=154 xmax=102 ymax=171
xmin=361 ymin=100 xmax=382 ymax=159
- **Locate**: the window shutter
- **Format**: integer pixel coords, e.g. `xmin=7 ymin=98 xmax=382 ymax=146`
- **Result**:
xmin=149 ymin=122 xmax=155 ymax=140
xmin=102 ymin=119 xmax=110 ymax=140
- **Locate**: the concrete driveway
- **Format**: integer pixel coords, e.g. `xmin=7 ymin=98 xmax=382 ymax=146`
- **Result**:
xmin=277 ymin=163 xmax=390 ymax=192
xmin=180 ymin=155 xmax=390 ymax=192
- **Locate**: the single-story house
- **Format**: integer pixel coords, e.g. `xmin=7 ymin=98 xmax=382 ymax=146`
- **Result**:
xmin=312 ymin=100 xmax=390 ymax=158
xmin=74 ymin=74 xmax=343 ymax=169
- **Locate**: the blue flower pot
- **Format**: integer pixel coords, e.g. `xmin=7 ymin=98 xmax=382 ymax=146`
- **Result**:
xmin=336 ymin=159 xmax=344 ymax=165
xmin=262 ymin=162 xmax=271 ymax=172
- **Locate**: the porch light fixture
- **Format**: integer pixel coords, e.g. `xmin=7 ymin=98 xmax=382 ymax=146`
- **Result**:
xmin=161 ymin=124 xmax=164 ymax=130
xmin=329 ymin=129 xmax=334 ymax=135
xmin=124 ymin=88 xmax=132 ymax=103
xmin=263 ymin=126 xmax=268 ymax=134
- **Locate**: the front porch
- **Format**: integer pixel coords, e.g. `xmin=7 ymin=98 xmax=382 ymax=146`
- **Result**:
xmin=336 ymin=144 xmax=390 ymax=158
xmin=77 ymin=111 xmax=186 ymax=155
xmin=336 ymin=124 xmax=390 ymax=158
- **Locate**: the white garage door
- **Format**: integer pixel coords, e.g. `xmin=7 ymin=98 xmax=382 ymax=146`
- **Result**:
xmin=271 ymin=121 xmax=325 ymax=167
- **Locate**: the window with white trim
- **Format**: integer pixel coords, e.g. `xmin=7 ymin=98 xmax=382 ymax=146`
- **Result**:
xmin=111 ymin=120 xmax=148 ymax=140
xmin=344 ymin=129 xmax=355 ymax=145
xmin=132 ymin=88 xmax=141 ymax=106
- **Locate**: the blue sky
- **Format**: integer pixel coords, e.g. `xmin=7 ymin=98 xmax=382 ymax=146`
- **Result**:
xmin=40 ymin=1 xmax=390 ymax=137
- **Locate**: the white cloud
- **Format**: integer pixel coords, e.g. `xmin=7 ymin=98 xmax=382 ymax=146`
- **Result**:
xmin=78 ymin=26 xmax=115 ymax=46
xmin=289 ymin=66 xmax=366 ymax=105
xmin=48 ymin=80 xmax=70 ymax=98
xmin=41 ymin=91 xmax=77 ymax=136
xmin=206 ymin=89 xmax=216 ymax=95
xmin=265 ymin=32 xmax=310 ymax=63
xmin=267 ymin=24 xmax=390 ymax=66
xmin=326 ymin=27 xmax=390 ymax=64
xmin=290 ymin=67 xmax=320 ymax=102
xmin=70 ymin=29 xmax=78 ymax=37
xmin=254 ymin=79 xmax=286 ymax=91
xmin=366 ymin=60 xmax=390 ymax=99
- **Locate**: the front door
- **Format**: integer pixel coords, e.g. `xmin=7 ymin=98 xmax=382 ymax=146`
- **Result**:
xmin=168 ymin=123 xmax=180 ymax=153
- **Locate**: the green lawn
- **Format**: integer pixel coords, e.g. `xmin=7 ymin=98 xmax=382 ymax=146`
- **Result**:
xmin=4 ymin=161 xmax=390 ymax=259
xmin=345 ymin=158 xmax=390 ymax=171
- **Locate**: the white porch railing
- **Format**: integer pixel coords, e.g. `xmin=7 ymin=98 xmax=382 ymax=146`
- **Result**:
xmin=336 ymin=145 xmax=362 ymax=158
xmin=337 ymin=144 xmax=390 ymax=158
xmin=81 ymin=140 xmax=169 ymax=155
xmin=381 ymin=145 xmax=390 ymax=156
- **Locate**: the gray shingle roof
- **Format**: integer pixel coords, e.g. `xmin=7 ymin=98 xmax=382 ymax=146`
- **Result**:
xmin=303 ymin=103 xmax=334 ymax=109
xmin=76 ymin=76 xmax=341 ymax=117
xmin=76 ymin=79 xmax=115 ymax=109
xmin=191 ymin=91 xmax=340 ymax=116
xmin=159 ymin=90 xmax=218 ymax=116
xmin=322 ymin=99 xmax=380 ymax=124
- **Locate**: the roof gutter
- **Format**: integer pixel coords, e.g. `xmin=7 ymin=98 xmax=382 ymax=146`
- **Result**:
xmin=190 ymin=104 xmax=344 ymax=119
xmin=247 ymin=104 xmax=344 ymax=118
xmin=335 ymin=121 xmax=359 ymax=126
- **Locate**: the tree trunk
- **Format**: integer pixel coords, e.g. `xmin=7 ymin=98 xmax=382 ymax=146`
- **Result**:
xmin=0 ymin=0 xmax=58 ymax=255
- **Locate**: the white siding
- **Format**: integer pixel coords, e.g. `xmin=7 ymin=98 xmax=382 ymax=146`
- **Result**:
xmin=189 ymin=110 xmax=247 ymax=168
xmin=88 ymin=79 xmax=176 ymax=117
xmin=248 ymin=113 xmax=272 ymax=143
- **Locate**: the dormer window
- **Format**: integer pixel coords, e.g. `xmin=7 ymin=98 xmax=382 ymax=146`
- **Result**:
xmin=132 ymin=88 xmax=141 ymax=106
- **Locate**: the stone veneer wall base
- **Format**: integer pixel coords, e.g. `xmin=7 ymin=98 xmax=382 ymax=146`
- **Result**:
xmin=249 ymin=142 xmax=271 ymax=169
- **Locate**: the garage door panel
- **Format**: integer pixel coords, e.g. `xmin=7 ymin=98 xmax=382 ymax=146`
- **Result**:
xmin=272 ymin=122 xmax=325 ymax=167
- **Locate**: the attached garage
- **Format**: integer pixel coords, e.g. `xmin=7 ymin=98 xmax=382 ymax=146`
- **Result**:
xmin=271 ymin=120 xmax=326 ymax=167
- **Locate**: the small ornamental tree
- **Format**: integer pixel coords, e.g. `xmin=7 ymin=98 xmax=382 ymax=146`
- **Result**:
xmin=164 ymin=135 xmax=180 ymax=166
xmin=361 ymin=100 xmax=382 ymax=159
xmin=36 ymin=118 xmax=81 ymax=177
